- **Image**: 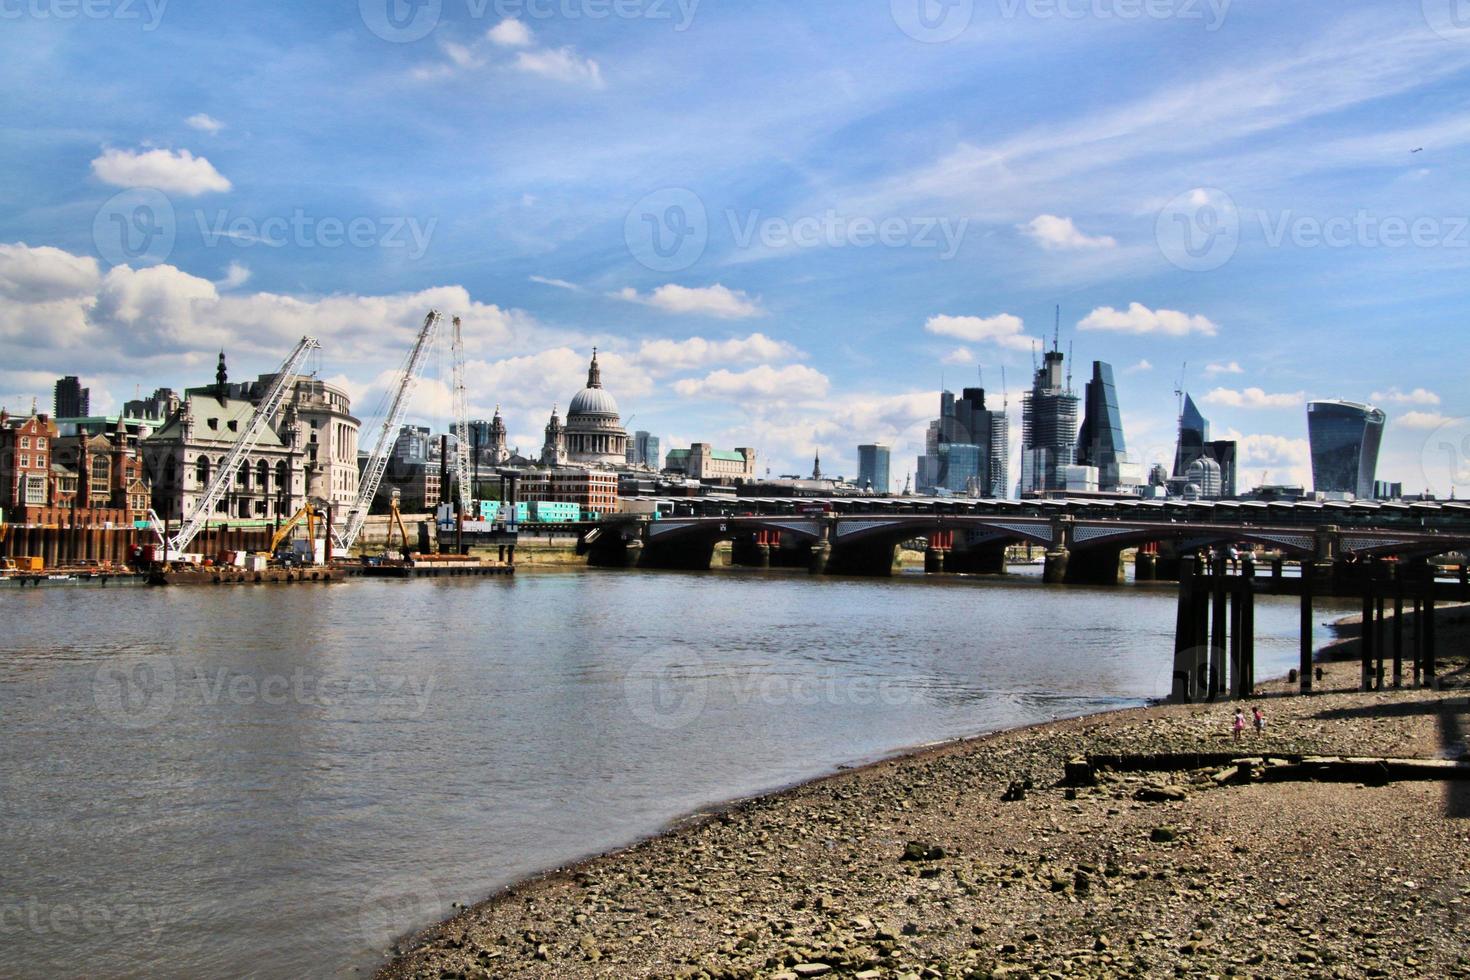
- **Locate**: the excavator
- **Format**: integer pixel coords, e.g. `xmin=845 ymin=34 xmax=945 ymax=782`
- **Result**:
xmin=268 ymin=503 xmax=322 ymax=566
xmin=383 ymin=490 xmax=412 ymax=562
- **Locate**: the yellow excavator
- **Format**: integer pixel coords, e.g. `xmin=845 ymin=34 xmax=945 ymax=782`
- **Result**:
xmin=268 ymin=503 xmax=321 ymax=564
xmin=383 ymin=492 xmax=411 ymax=561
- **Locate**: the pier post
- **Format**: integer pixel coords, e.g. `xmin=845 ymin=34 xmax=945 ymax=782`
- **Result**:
xmin=1424 ymin=593 xmax=1437 ymax=684
xmin=1374 ymin=589 xmax=1386 ymax=691
xmin=1042 ymin=547 xmax=1069 ymax=584
xmin=1134 ymin=547 xmax=1157 ymax=581
xmin=1241 ymin=570 xmax=1256 ymax=696
xmin=1360 ymin=588 xmax=1375 ymax=692
xmin=1171 ymin=560 xmax=1198 ymax=702
xmin=1210 ymin=556 xmax=1227 ymax=699
xmin=1300 ymin=560 xmax=1314 ymax=695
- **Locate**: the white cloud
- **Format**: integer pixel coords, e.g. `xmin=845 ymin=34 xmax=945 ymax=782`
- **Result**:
xmin=923 ymin=313 xmax=1038 ymax=352
xmin=487 ymin=18 xmax=533 ymax=47
xmin=1019 ymin=214 xmax=1116 ymax=251
xmin=1372 ymin=387 xmax=1440 ymax=406
xmin=216 ymin=262 xmax=251 ymax=290
xmin=1397 ymin=410 xmax=1449 ymax=429
xmin=1203 ymin=386 xmax=1304 ymax=409
xmin=442 ymin=40 xmax=484 ymax=70
xmin=1125 ymin=359 xmax=1153 ymax=374
xmin=1078 ymin=303 xmax=1217 ymax=337
xmin=1226 ymin=431 xmax=1312 ymax=488
xmin=515 ymin=47 xmax=604 ymax=88
xmin=528 ymin=275 xmax=582 ymax=292
xmin=1206 ymin=361 xmax=1243 ymax=375
xmin=942 ymin=347 xmax=973 ymax=365
xmin=616 ymin=283 xmax=763 ymax=319
xmin=635 ymin=333 xmax=798 ymax=373
xmin=90 ymin=147 xmax=232 ymax=196
xmin=185 ymin=113 xmax=224 ymax=134
xmin=0 ymin=243 xmax=101 ymax=303
xmin=673 ymin=364 xmax=829 ymax=400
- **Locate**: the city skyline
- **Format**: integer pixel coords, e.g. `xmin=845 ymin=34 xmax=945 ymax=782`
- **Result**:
xmin=3 ymin=2 xmax=1467 ymax=492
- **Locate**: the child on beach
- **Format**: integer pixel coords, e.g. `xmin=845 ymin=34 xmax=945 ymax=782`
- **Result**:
xmin=1232 ymin=708 xmax=1245 ymax=740
xmin=1252 ymin=706 xmax=1265 ymax=733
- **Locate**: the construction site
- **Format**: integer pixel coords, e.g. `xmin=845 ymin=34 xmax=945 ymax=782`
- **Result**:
xmin=0 ymin=311 xmax=516 ymax=587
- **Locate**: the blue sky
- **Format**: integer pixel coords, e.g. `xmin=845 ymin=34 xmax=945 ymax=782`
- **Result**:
xmin=3 ymin=0 xmax=1469 ymax=493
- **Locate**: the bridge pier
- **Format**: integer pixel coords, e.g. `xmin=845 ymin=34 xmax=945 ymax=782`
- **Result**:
xmin=825 ymin=538 xmax=895 ymax=576
xmin=808 ymin=541 xmax=831 ymax=575
xmin=730 ymin=535 xmax=770 ymax=568
xmin=1043 ymin=548 xmax=1069 ymax=584
xmin=944 ymin=542 xmax=1008 ymax=575
xmin=1134 ymin=549 xmax=1158 ymax=581
xmin=1062 ymin=546 xmax=1125 ymax=586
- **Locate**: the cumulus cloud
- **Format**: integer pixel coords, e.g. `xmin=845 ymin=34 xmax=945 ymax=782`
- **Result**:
xmin=1397 ymin=410 xmax=1449 ymax=429
xmin=1226 ymin=431 xmax=1312 ymax=487
xmin=1125 ymin=359 xmax=1153 ymax=374
xmin=90 ymin=147 xmax=232 ymax=196
xmin=1372 ymin=387 xmax=1440 ymax=406
xmin=673 ymin=364 xmax=829 ymax=400
xmin=1019 ymin=214 xmax=1116 ymax=251
xmin=923 ymin=313 xmax=1037 ymax=351
xmin=515 ymin=47 xmax=604 ymax=88
xmin=942 ymin=347 xmax=973 ymax=365
xmin=216 ymin=262 xmax=251 ymax=290
xmin=1203 ymin=387 xmax=1304 ymax=409
xmin=0 ymin=243 xmax=101 ymax=302
xmin=487 ymin=18 xmax=533 ymax=47
xmin=185 ymin=114 xmax=224 ymax=134
xmin=1206 ymin=361 xmax=1243 ymax=375
xmin=635 ymin=333 xmax=798 ymax=373
xmin=1078 ymin=303 xmax=1217 ymax=337
xmin=616 ymin=283 xmax=763 ymax=319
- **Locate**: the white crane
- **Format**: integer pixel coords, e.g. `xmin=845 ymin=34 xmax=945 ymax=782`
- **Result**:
xmin=337 ymin=310 xmax=443 ymax=551
xmin=164 ymin=336 xmax=321 ymax=557
xmin=450 ymin=315 xmax=471 ymax=515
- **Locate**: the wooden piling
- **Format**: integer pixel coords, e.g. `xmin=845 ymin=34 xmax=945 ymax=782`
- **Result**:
xmin=1300 ymin=561 xmax=1314 ymax=695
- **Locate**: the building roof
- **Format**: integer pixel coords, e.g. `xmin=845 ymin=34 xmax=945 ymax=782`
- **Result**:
xmin=148 ymin=394 xmax=284 ymax=447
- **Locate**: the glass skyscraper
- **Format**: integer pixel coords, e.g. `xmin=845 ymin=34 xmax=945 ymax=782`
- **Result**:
xmin=1075 ymin=360 xmax=1132 ymax=491
xmin=1308 ymin=400 xmax=1386 ymax=498
xmin=857 ymin=444 xmax=891 ymax=494
xmin=1172 ymin=393 xmax=1209 ymax=478
xmin=1021 ymin=348 xmax=1079 ymax=494
xmin=916 ymin=386 xmax=1008 ymax=497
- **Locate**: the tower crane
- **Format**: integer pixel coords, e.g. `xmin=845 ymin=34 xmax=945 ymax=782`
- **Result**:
xmin=337 ymin=310 xmax=443 ymax=551
xmin=450 ymin=315 xmax=471 ymax=515
xmin=164 ymin=336 xmax=321 ymax=557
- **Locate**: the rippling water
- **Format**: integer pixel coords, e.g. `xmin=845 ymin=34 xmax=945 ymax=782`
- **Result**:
xmin=0 ymin=568 xmax=1353 ymax=978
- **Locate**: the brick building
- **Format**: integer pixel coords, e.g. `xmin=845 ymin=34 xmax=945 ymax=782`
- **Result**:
xmin=0 ymin=411 xmax=56 ymax=518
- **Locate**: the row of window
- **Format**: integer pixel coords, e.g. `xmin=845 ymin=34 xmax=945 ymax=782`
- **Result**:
xmin=17 ymin=436 xmax=47 ymax=450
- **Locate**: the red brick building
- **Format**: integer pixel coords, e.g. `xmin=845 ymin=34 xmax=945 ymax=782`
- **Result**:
xmin=0 ymin=411 xmax=56 ymax=519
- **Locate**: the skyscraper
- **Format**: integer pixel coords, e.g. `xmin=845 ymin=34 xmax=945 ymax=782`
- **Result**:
xmin=1308 ymin=400 xmax=1386 ymax=498
xmin=857 ymin=444 xmax=891 ymax=494
xmin=1172 ymin=393 xmax=1209 ymax=478
xmin=916 ymin=387 xmax=1008 ymax=496
xmin=1021 ymin=347 xmax=1078 ymax=495
xmin=626 ymin=430 xmax=661 ymax=469
xmin=1075 ymin=360 xmax=1140 ymax=492
xmin=54 ymin=376 xmax=90 ymax=418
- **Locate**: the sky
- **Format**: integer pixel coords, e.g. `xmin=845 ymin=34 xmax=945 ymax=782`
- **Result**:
xmin=3 ymin=0 xmax=1470 ymax=494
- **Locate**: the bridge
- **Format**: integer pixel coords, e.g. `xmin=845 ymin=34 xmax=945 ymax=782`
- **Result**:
xmin=579 ymin=496 xmax=1470 ymax=585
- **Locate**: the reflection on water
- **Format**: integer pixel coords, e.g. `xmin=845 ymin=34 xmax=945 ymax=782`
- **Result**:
xmin=0 ymin=569 xmax=1352 ymax=978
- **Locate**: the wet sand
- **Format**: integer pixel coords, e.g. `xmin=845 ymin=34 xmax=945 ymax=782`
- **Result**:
xmin=378 ymin=614 xmax=1470 ymax=980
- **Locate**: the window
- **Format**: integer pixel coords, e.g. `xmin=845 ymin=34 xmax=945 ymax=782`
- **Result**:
xmin=35 ymin=438 xmax=45 ymax=450
xmin=207 ymin=418 xmax=219 ymax=430
xmin=275 ymin=460 xmax=288 ymax=490
xmin=91 ymin=455 xmax=109 ymax=489
xmin=237 ymin=462 xmax=249 ymax=488
xmin=19 ymin=436 xmax=29 ymax=449
xmin=24 ymin=474 xmax=45 ymax=505
xmin=196 ymin=457 xmax=211 ymax=486
xmin=256 ymin=460 xmax=269 ymax=488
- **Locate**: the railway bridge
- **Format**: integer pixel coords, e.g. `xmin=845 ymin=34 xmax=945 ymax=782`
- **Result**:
xmin=579 ymin=496 xmax=1470 ymax=586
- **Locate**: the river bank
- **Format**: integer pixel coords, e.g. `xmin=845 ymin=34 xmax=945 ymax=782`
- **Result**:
xmin=379 ymin=614 xmax=1470 ymax=980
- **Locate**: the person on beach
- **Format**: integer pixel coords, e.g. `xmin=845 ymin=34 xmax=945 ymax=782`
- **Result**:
xmin=1252 ymin=706 xmax=1265 ymax=733
xmin=1232 ymin=708 xmax=1246 ymax=740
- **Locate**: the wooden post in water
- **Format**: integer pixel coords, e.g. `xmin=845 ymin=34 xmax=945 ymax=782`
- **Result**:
xmin=1424 ymin=592 xmax=1437 ymax=685
xmin=1172 ymin=560 xmax=1196 ymax=702
xmin=1392 ymin=566 xmax=1404 ymax=688
xmin=1241 ymin=569 xmax=1256 ymax=696
xmin=1412 ymin=596 xmax=1424 ymax=686
xmin=1360 ymin=587 xmax=1375 ymax=692
xmin=1210 ymin=555 xmax=1228 ymax=700
xmin=1300 ymin=560 xmax=1315 ymax=694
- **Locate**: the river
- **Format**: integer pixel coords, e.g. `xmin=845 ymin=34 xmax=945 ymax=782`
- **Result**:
xmin=0 ymin=567 xmax=1353 ymax=978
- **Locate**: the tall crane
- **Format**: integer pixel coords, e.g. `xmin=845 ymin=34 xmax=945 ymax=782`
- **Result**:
xmin=450 ymin=315 xmax=471 ymax=514
xmin=338 ymin=310 xmax=443 ymax=551
xmin=166 ymin=336 xmax=321 ymax=556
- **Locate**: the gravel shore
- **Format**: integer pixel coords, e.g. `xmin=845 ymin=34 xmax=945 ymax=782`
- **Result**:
xmin=379 ymin=616 xmax=1470 ymax=980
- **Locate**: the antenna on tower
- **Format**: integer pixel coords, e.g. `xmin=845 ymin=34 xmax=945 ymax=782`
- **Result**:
xmin=1031 ymin=340 xmax=1038 ymax=373
xmin=1001 ymin=366 xmax=1009 ymax=410
xmin=1173 ymin=361 xmax=1188 ymax=421
xmin=1054 ymin=305 xmax=1061 ymax=352
xmin=1066 ymin=341 xmax=1073 ymax=392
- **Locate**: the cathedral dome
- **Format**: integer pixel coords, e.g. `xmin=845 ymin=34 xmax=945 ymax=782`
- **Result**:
xmin=569 ymin=385 xmax=619 ymax=417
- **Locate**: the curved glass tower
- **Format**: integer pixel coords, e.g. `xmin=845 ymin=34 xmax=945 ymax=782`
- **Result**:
xmin=1307 ymin=400 xmax=1386 ymax=498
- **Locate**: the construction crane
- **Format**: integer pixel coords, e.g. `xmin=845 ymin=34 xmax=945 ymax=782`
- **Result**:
xmin=338 ymin=310 xmax=443 ymax=551
xmin=268 ymin=502 xmax=320 ymax=559
xmin=450 ymin=315 xmax=471 ymax=515
xmin=166 ymin=336 xmax=321 ymax=557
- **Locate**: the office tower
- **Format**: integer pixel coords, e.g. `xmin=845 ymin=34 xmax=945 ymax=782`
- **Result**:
xmin=916 ymin=386 xmax=1008 ymax=496
xmin=1308 ymin=400 xmax=1386 ymax=498
xmin=627 ymin=430 xmax=661 ymax=469
xmin=1171 ymin=393 xmax=1209 ymax=478
xmin=1204 ymin=439 xmax=1238 ymax=498
xmin=54 ymin=376 xmax=90 ymax=418
xmin=1021 ymin=347 xmax=1079 ymax=494
xmin=1075 ymin=360 xmax=1141 ymax=492
xmin=857 ymin=444 xmax=891 ymax=494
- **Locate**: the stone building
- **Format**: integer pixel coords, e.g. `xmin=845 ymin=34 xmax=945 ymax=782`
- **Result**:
xmin=663 ymin=443 xmax=757 ymax=483
xmin=564 ymin=351 xmax=628 ymax=467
